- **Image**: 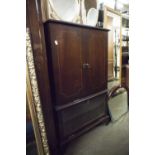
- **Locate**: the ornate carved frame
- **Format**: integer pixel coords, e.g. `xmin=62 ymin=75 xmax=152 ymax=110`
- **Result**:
xmin=26 ymin=28 xmax=50 ymax=155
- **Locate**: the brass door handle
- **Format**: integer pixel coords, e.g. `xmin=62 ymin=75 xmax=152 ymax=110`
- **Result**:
xmin=83 ymin=63 xmax=91 ymax=69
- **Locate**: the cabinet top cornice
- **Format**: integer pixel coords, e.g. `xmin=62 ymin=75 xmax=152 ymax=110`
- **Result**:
xmin=44 ymin=19 xmax=110 ymax=32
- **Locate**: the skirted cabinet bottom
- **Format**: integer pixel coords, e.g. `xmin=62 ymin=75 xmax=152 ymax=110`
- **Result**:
xmin=55 ymin=90 xmax=110 ymax=146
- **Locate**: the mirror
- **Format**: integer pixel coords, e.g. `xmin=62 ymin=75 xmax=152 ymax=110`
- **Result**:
xmin=50 ymin=0 xmax=80 ymax=21
xmin=86 ymin=8 xmax=98 ymax=26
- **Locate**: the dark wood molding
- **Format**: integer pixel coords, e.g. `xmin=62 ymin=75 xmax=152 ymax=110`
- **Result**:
xmin=44 ymin=19 xmax=110 ymax=32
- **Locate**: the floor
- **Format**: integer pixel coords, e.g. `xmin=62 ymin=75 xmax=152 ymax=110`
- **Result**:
xmin=65 ymin=113 xmax=129 ymax=155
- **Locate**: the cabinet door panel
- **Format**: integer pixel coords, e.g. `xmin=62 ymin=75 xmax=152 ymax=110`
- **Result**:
xmin=46 ymin=24 xmax=84 ymax=105
xmin=82 ymin=29 xmax=108 ymax=94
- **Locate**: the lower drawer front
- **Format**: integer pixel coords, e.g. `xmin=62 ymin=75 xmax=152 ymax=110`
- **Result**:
xmin=57 ymin=93 xmax=107 ymax=139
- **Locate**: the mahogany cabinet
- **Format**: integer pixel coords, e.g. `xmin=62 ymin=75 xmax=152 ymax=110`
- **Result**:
xmin=44 ymin=20 xmax=110 ymax=149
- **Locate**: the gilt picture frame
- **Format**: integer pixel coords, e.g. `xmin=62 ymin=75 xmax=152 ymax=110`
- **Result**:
xmin=26 ymin=28 xmax=50 ymax=155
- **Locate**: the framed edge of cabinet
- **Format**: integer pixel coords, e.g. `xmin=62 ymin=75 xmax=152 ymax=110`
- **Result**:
xmin=104 ymin=6 xmax=122 ymax=83
xmin=26 ymin=28 xmax=50 ymax=155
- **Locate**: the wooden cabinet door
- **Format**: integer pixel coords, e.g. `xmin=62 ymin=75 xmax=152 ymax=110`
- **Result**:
xmin=45 ymin=23 xmax=85 ymax=105
xmin=82 ymin=29 xmax=108 ymax=94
